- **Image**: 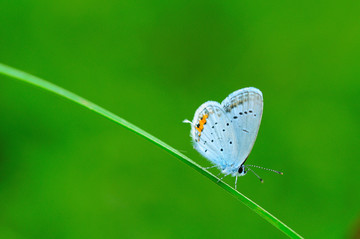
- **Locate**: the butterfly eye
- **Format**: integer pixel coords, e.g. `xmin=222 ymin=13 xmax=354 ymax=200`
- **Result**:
xmin=238 ymin=166 xmax=243 ymax=174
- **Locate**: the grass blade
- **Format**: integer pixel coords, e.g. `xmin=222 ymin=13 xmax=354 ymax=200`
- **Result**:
xmin=0 ymin=63 xmax=303 ymax=238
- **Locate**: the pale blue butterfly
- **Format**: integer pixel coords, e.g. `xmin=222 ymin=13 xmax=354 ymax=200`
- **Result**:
xmin=184 ymin=87 xmax=282 ymax=190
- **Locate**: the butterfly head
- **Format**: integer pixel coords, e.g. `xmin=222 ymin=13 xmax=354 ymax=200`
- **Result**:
xmin=237 ymin=165 xmax=247 ymax=176
xmin=222 ymin=164 xmax=247 ymax=177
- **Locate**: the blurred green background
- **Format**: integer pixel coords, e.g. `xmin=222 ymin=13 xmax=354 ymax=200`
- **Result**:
xmin=1 ymin=0 xmax=359 ymax=238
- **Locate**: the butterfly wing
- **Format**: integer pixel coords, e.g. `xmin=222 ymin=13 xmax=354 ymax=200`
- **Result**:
xmin=221 ymin=87 xmax=263 ymax=168
xmin=189 ymin=101 xmax=239 ymax=169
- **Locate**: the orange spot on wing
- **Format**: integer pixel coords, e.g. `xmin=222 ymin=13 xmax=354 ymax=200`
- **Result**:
xmin=195 ymin=114 xmax=208 ymax=134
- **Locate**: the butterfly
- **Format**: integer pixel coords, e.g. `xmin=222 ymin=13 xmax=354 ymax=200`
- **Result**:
xmin=184 ymin=87 xmax=282 ymax=190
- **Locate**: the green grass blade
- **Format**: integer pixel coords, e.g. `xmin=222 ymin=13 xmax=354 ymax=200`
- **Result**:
xmin=0 ymin=63 xmax=303 ymax=238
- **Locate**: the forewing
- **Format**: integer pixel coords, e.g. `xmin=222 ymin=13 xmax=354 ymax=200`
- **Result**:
xmin=190 ymin=101 xmax=239 ymax=168
xmin=221 ymin=87 xmax=263 ymax=167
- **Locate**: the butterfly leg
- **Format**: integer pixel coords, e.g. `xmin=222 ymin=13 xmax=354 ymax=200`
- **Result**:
xmin=217 ymin=173 xmax=229 ymax=183
xmin=202 ymin=165 xmax=217 ymax=170
xmin=215 ymin=172 xmax=222 ymax=183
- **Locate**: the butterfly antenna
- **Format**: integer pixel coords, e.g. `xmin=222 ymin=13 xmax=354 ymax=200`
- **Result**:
xmin=245 ymin=167 xmax=264 ymax=183
xmin=246 ymin=165 xmax=283 ymax=175
xmin=235 ymin=176 xmax=238 ymax=190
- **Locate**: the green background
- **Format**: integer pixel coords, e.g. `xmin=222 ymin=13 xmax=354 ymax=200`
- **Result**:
xmin=1 ymin=0 xmax=359 ymax=238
